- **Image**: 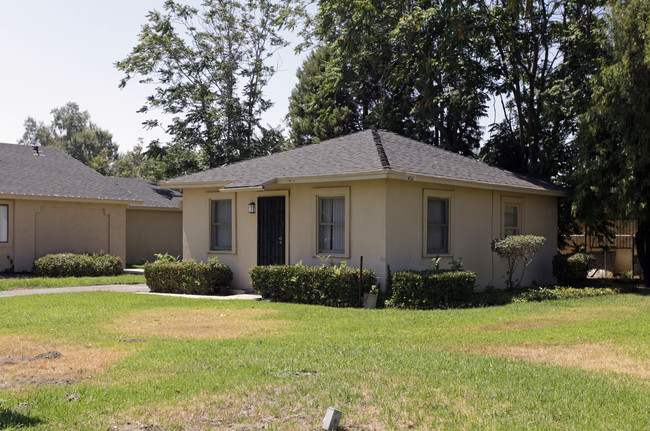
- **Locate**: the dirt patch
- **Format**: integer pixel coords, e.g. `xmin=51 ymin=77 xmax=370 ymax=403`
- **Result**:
xmin=477 ymin=305 xmax=638 ymax=332
xmin=0 ymin=335 xmax=129 ymax=389
xmin=464 ymin=342 xmax=650 ymax=379
xmin=106 ymin=307 xmax=285 ymax=340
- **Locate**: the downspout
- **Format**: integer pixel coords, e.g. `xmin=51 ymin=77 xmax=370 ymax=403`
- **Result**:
xmin=491 ymin=190 xmax=494 ymax=286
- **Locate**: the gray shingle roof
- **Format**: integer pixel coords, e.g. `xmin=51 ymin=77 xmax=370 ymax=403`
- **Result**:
xmin=111 ymin=177 xmax=181 ymax=209
xmin=0 ymin=143 xmax=137 ymax=202
xmin=164 ymin=130 xmax=566 ymax=194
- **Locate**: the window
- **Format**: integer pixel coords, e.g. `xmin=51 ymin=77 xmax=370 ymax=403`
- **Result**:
xmin=504 ymin=204 xmax=520 ymax=236
xmin=319 ymin=196 xmax=345 ymax=253
xmin=210 ymin=200 xmax=232 ymax=251
xmin=426 ymin=198 xmax=449 ymax=254
xmin=0 ymin=204 xmax=7 ymax=243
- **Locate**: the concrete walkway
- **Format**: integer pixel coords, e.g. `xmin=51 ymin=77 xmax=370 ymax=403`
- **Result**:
xmin=0 ymin=283 xmax=262 ymax=300
xmin=0 ymin=284 xmax=150 ymax=298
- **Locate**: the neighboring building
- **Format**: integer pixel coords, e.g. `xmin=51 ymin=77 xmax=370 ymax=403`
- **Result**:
xmin=162 ymin=129 xmax=567 ymax=290
xmin=565 ymin=220 xmax=639 ymax=275
xmin=0 ymin=143 xmax=138 ymax=272
xmin=112 ymin=178 xmax=183 ymax=265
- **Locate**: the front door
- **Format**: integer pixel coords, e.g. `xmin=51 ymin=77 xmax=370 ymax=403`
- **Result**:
xmin=257 ymin=196 xmax=286 ymax=265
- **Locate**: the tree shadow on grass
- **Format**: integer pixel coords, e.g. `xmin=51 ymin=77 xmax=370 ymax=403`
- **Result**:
xmin=0 ymin=408 xmax=42 ymax=428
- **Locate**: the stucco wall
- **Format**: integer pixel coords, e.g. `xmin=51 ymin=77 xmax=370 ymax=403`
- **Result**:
xmin=125 ymin=208 xmax=183 ymax=264
xmin=182 ymin=180 xmax=388 ymax=289
xmin=0 ymin=198 xmax=127 ymax=272
xmin=182 ymin=179 xmax=558 ymax=290
xmin=385 ymin=179 xmax=558 ymax=288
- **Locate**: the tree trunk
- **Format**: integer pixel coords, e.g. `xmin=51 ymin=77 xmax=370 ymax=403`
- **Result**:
xmin=636 ymin=220 xmax=650 ymax=282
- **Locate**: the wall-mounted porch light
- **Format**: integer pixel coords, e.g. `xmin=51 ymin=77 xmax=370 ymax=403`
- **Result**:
xmin=248 ymin=202 xmax=256 ymax=214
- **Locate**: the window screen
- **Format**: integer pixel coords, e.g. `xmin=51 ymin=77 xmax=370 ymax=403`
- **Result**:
xmin=210 ymin=200 xmax=232 ymax=250
xmin=319 ymin=197 xmax=345 ymax=253
xmin=427 ymin=198 xmax=449 ymax=254
xmin=0 ymin=205 xmax=7 ymax=243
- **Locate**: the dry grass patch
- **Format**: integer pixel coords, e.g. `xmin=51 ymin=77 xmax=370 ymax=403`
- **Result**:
xmin=106 ymin=307 xmax=286 ymax=340
xmin=477 ymin=305 xmax=638 ymax=332
xmin=465 ymin=342 xmax=650 ymax=379
xmin=0 ymin=335 xmax=129 ymax=389
xmin=123 ymin=374 xmax=491 ymax=430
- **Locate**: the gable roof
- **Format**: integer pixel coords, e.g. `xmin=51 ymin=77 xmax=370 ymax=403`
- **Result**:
xmin=111 ymin=177 xmax=182 ymax=209
xmin=0 ymin=143 xmax=138 ymax=203
xmin=162 ymin=130 xmax=567 ymax=196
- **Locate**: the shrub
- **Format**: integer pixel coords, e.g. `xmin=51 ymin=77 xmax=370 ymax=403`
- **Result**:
xmin=491 ymin=235 xmax=546 ymax=289
xmin=144 ymin=259 xmax=232 ymax=295
xmin=552 ymin=253 xmax=597 ymax=284
xmin=34 ymin=253 xmax=123 ymax=277
xmin=511 ymin=285 xmax=621 ymax=302
xmin=388 ymin=270 xmax=477 ymax=309
xmin=250 ymin=263 xmax=376 ymax=307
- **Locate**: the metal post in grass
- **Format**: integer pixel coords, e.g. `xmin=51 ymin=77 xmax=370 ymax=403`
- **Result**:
xmin=359 ymin=256 xmax=363 ymax=307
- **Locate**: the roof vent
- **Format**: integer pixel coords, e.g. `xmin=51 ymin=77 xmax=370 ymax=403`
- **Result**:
xmin=32 ymin=145 xmax=40 ymax=156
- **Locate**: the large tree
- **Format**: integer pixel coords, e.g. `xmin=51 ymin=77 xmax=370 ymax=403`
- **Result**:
xmin=19 ymin=102 xmax=118 ymax=166
xmin=116 ymin=0 xmax=302 ymax=171
xmin=478 ymin=0 xmax=607 ymax=183
xmin=573 ymin=0 xmax=650 ymax=280
xmin=288 ymin=0 xmax=493 ymax=155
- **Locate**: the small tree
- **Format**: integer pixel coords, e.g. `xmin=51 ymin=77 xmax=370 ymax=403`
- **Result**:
xmin=491 ymin=235 xmax=546 ymax=289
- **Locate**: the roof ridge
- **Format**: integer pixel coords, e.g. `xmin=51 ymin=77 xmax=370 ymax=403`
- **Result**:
xmin=371 ymin=127 xmax=391 ymax=169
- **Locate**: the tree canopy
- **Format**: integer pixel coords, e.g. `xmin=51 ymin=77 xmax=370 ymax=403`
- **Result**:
xmin=116 ymin=0 xmax=305 ymax=174
xmin=573 ymin=0 xmax=650 ymax=279
xmin=19 ymin=102 xmax=118 ymax=166
xmin=288 ymin=0 xmax=607 ymax=183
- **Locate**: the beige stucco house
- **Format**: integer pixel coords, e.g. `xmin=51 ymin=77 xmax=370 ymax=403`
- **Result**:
xmin=0 ymin=143 xmax=183 ymax=272
xmin=0 ymin=143 xmax=137 ymax=272
xmin=162 ymin=129 xmax=567 ymax=290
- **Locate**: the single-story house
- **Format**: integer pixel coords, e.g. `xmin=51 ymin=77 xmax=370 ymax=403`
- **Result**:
xmin=161 ymin=129 xmax=568 ymax=290
xmin=0 ymin=143 xmax=183 ymax=272
xmin=0 ymin=143 xmax=138 ymax=272
xmin=111 ymin=177 xmax=183 ymax=265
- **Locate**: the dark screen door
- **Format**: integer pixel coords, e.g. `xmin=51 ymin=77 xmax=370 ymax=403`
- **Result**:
xmin=257 ymin=196 xmax=286 ymax=265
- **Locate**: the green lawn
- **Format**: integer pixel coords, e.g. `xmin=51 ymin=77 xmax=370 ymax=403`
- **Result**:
xmin=0 ymin=274 xmax=145 ymax=291
xmin=0 ymin=292 xmax=648 ymax=430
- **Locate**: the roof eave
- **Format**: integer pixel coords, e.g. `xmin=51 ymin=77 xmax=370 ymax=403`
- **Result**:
xmin=385 ymin=170 xmax=569 ymax=196
xmin=158 ymin=169 xmax=568 ymax=197
xmin=158 ymin=180 xmax=233 ymax=189
xmin=0 ymin=193 xmax=142 ymax=205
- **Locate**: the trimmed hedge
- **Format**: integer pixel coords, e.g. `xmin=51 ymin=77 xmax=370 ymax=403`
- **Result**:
xmin=552 ymin=253 xmax=597 ymax=284
xmin=34 ymin=253 xmax=123 ymax=277
xmin=250 ymin=264 xmax=376 ymax=307
xmin=144 ymin=260 xmax=233 ymax=295
xmin=388 ymin=270 xmax=477 ymax=309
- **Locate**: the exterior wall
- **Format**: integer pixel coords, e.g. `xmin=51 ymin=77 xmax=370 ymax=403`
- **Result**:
xmin=182 ymin=178 xmax=558 ymax=290
xmin=125 ymin=208 xmax=183 ymax=265
xmin=0 ymin=198 xmax=127 ymax=272
xmin=182 ymin=180 xmax=388 ymax=289
xmin=385 ymin=179 xmax=558 ymax=288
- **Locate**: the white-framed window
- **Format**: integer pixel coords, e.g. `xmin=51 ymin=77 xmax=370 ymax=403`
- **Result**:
xmin=423 ymin=189 xmax=453 ymax=256
xmin=319 ymin=196 xmax=345 ymax=254
xmin=426 ymin=198 xmax=449 ymax=254
xmin=210 ymin=199 xmax=232 ymax=251
xmin=313 ymin=187 xmax=350 ymax=257
xmin=0 ymin=204 xmax=7 ymax=243
xmin=502 ymin=197 xmax=523 ymax=237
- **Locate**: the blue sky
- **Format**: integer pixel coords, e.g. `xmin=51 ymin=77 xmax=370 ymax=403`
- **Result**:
xmin=0 ymin=1 xmax=307 ymax=152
